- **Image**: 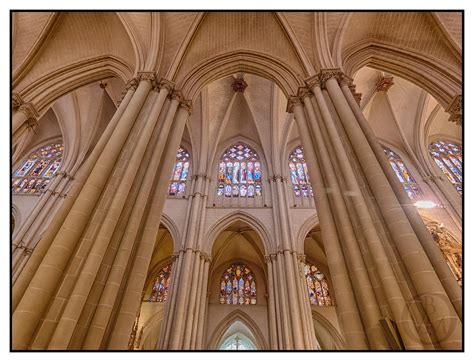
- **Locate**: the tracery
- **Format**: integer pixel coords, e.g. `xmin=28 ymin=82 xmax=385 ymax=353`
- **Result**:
xmin=303 ymin=263 xmax=333 ymax=306
xmin=219 ymin=263 xmax=257 ymax=305
xmin=383 ymin=146 xmax=421 ymax=199
xmin=168 ymin=146 xmax=190 ymax=197
xmin=288 ymin=146 xmax=313 ymax=197
xmin=217 ymin=143 xmax=262 ymax=198
xmin=429 ymin=140 xmax=462 ymax=194
xmin=12 ymin=142 xmax=64 ymax=194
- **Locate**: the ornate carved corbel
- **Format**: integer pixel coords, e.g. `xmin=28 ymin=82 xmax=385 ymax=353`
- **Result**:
xmin=446 ymin=95 xmax=462 ymax=126
xmin=286 ymin=96 xmax=301 ymax=113
xmin=231 ymin=77 xmax=248 ymax=93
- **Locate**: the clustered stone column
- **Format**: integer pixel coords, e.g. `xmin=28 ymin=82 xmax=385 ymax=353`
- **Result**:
xmin=288 ymin=69 xmax=462 ymax=350
xmin=12 ymin=72 xmax=192 ymax=350
xmin=265 ymin=174 xmax=318 ymax=350
xmin=157 ymin=169 xmax=212 ymax=350
xmin=12 ymin=95 xmax=40 ymax=165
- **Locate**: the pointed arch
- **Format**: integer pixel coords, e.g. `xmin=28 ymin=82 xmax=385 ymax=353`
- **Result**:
xmin=311 ymin=310 xmax=346 ymax=350
xmin=159 ymin=212 xmax=181 ymax=253
xmin=176 ymin=50 xmax=304 ymax=101
xmin=207 ymin=309 xmax=268 ymax=350
xmin=204 ymin=210 xmax=273 ymax=255
xmin=296 ymin=214 xmax=320 ymax=253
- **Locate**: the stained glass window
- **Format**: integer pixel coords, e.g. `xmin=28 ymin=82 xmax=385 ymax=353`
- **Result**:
xmin=219 ymin=263 xmax=257 ymax=305
xmin=304 ymin=263 xmax=333 ymax=306
xmin=217 ymin=143 xmax=262 ymax=198
xmin=429 ymin=141 xmax=462 ymax=194
xmin=12 ymin=142 xmax=63 ymax=195
xmin=288 ymin=146 xmax=313 ymax=197
xmin=149 ymin=264 xmax=172 ymax=302
xmin=168 ymin=146 xmax=190 ymax=197
xmin=383 ymin=146 xmax=422 ymax=199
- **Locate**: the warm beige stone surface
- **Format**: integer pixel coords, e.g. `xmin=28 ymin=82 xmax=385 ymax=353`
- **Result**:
xmin=11 ymin=11 xmax=462 ymax=351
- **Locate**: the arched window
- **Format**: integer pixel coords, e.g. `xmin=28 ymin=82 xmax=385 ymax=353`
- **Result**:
xmin=168 ymin=146 xmax=190 ymax=197
xmin=288 ymin=146 xmax=313 ymax=197
xmin=383 ymin=146 xmax=421 ymax=199
xmin=428 ymin=140 xmax=462 ymax=194
xmin=12 ymin=142 xmax=64 ymax=195
xmin=217 ymin=143 xmax=262 ymax=198
xmin=427 ymin=223 xmax=462 ymax=286
xmin=149 ymin=264 xmax=172 ymax=302
xmin=304 ymin=263 xmax=333 ymax=306
xmin=220 ymin=263 xmax=257 ymax=305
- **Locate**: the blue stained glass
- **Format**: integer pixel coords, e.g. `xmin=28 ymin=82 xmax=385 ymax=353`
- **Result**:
xmin=169 ymin=146 xmax=190 ymax=196
xmin=383 ymin=146 xmax=421 ymax=199
xmin=289 ymin=146 xmax=313 ymax=197
xmin=218 ymin=143 xmax=262 ymax=198
xmin=12 ymin=142 xmax=64 ymax=195
xmin=429 ymin=140 xmax=462 ymax=194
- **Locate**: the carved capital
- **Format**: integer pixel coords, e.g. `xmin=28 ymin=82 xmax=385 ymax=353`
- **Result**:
xmin=171 ymin=90 xmax=184 ymax=102
xmin=17 ymin=102 xmax=39 ymax=120
xmin=137 ymin=71 xmax=157 ymax=84
xmin=338 ymin=73 xmax=354 ymax=87
xmin=158 ymin=78 xmax=175 ymax=93
xmin=375 ymin=75 xmax=394 ymax=92
xmin=125 ymin=78 xmax=139 ymax=91
xmin=297 ymin=87 xmax=312 ymax=101
xmin=305 ymin=74 xmax=322 ymax=89
xmin=25 ymin=117 xmax=38 ymax=130
xmin=319 ymin=68 xmax=342 ymax=89
xmin=269 ymin=254 xmax=277 ymax=262
xmin=12 ymin=93 xmax=24 ymax=110
xmin=179 ymin=99 xmax=193 ymax=115
xmin=446 ymin=95 xmax=462 ymax=126
xmin=231 ymin=77 xmax=248 ymax=92
xmin=286 ymin=96 xmax=301 ymax=113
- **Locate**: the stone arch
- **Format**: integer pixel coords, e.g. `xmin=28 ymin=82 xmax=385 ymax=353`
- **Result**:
xmin=17 ymin=56 xmax=131 ymax=116
xmin=137 ymin=308 xmax=166 ymax=350
xmin=311 ymin=310 xmax=346 ymax=350
xmin=207 ymin=309 xmax=268 ymax=350
xmin=204 ymin=210 xmax=273 ymax=255
xmin=160 ymin=212 xmax=181 ymax=253
xmin=342 ymin=43 xmax=460 ymax=109
xmin=11 ymin=204 xmax=21 ymax=235
xmin=175 ymin=50 xmax=305 ymax=101
xmin=296 ymin=214 xmax=320 ymax=254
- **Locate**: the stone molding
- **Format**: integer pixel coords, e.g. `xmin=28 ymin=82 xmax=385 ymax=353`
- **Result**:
xmin=231 ymin=77 xmax=248 ymax=92
xmin=375 ymin=75 xmax=395 ymax=92
xmin=446 ymin=95 xmax=462 ymax=126
xmin=304 ymin=69 xmax=362 ymax=105
xmin=125 ymin=78 xmax=139 ymax=91
xmin=12 ymin=93 xmax=24 ymax=110
xmin=17 ymin=102 xmax=39 ymax=121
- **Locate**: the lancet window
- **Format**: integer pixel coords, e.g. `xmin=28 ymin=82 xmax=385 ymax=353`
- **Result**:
xmin=12 ymin=142 xmax=64 ymax=194
xmin=168 ymin=146 xmax=190 ymax=197
xmin=217 ymin=143 xmax=262 ymax=198
xmin=219 ymin=263 xmax=257 ymax=305
xmin=288 ymin=146 xmax=313 ymax=197
xmin=429 ymin=140 xmax=462 ymax=194
xmin=304 ymin=263 xmax=333 ymax=306
xmin=383 ymin=146 xmax=421 ymax=199
xmin=149 ymin=264 xmax=172 ymax=302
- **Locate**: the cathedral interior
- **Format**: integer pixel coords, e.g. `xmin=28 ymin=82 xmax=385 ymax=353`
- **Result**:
xmin=11 ymin=11 xmax=462 ymax=351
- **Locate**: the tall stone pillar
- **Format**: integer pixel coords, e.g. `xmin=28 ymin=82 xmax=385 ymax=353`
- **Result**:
xmin=288 ymin=69 xmax=462 ymax=350
xmin=105 ymin=100 xmax=191 ymax=349
xmin=290 ymin=99 xmax=370 ymax=350
xmin=339 ymin=78 xmax=462 ymax=318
